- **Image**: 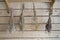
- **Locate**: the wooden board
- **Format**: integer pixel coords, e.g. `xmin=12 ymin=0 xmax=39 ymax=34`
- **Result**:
xmin=6 ymin=0 xmax=51 ymax=2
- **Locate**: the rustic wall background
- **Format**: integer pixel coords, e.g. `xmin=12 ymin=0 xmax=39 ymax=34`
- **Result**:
xmin=0 ymin=0 xmax=60 ymax=40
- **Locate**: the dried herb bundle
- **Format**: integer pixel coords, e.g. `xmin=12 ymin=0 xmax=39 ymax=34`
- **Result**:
xmin=33 ymin=3 xmax=38 ymax=30
xmin=9 ymin=8 xmax=15 ymax=33
xmin=45 ymin=0 xmax=55 ymax=32
xmin=45 ymin=13 xmax=52 ymax=32
xmin=19 ymin=4 xmax=24 ymax=31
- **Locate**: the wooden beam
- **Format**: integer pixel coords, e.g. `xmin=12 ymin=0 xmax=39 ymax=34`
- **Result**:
xmin=5 ymin=0 xmax=52 ymax=2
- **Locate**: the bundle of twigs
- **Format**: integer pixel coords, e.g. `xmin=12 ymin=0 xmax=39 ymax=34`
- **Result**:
xmin=45 ymin=0 xmax=55 ymax=32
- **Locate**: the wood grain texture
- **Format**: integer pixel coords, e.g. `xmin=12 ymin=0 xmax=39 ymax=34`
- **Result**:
xmin=0 ymin=2 xmax=60 ymax=40
xmin=6 ymin=0 xmax=51 ymax=2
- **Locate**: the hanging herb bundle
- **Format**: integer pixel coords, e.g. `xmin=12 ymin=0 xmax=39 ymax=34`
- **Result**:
xmin=19 ymin=4 xmax=24 ymax=31
xmin=32 ymin=3 xmax=38 ymax=31
xmin=45 ymin=10 xmax=52 ymax=32
xmin=9 ymin=8 xmax=15 ymax=33
xmin=45 ymin=0 xmax=55 ymax=32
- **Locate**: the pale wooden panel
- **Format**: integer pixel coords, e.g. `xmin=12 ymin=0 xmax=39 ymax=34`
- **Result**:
xmin=12 ymin=31 xmax=60 ymax=37
xmin=0 ymin=10 xmax=60 ymax=16
xmin=10 ymin=2 xmax=49 ymax=9
xmin=10 ymin=2 xmax=51 ymax=9
xmin=0 ymin=10 xmax=8 ymax=16
xmin=0 ymin=25 xmax=9 ymax=31
xmin=0 ymin=25 xmax=23 ymax=31
xmin=0 ymin=10 xmax=49 ymax=16
xmin=0 ymin=2 xmax=60 ymax=9
xmin=0 ymin=2 xmax=6 ymax=9
xmin=0 ymin=39 xmax=19 ymax=40
xmin=12 ymin=10 xmax=21 ymax=16
xmin=23 ymin=25 xmax=34 ymax=30
xmin=24 ymin=24 xmax=45 ymax=30
xmin=0 ymin=17 xmax=10 ymax=23
xmin=0 ymin=17 xmax=60 ymax=24
xmin=0 ymin=24 xmax=45 ymax=31
xmin=36 ymin=9 xmax=60 ymax=16
xmin=23 ymin=10 xmax=34 ymax=16
xmin=10 ymin=2 xmax=22 ymax=9
xmin=2 ymin=2 xmax=51 ymax=9
xmin=14 ymin=17 xmax=19 ymax=23
xmin=24 ymin=2 xmax=49 ymax=8
xmin=35 ymin=24 xmax=60 ymax=30
xmin=24 ymin=17 xmax=48 ymax=23
xmin=0 ymin=2 xmax=50 ymax=9
xmin=36 ymin=10 xmax=49 ymax=15
xmin=9 ymin=24 xmax=60 ymax=30
xmin=0 ymin=10 xmax=33 ymax=16
xmin=22 ymin=39 xmax=37 ymax=40
xmin=0 ymin=10 xmax=21 ymax=16
xmin=24 ymin=2 xmax=33 ymax=9
xmin=7 ymin=0 xmax=51 ymax=2
xmin=0 ymin=17 xmax=19 ymax=23
xmin=0 ymin=39 xmax=37 ymax=40
xmin=52 ymin=24 xmax=60 ymax=30
xmin=1 ymin=17 xmax=60 ymax=24
xmin=23 ymin=17 xmax=47 ymax=24
xmin=52 ymin=17 xmax=60 ymax=23
xmin=57 ymin=0 xmax=60 ymax=1
xmin=37 ymin=17 xmax=48 ymax=23
xmin=54 ymin=2 xmax=60 ymax=8
xmin=53 ymin=10 xmax=60 ymax=15
xmin=42 ymin=38 xmax=60 ymax=40
xmin=24 ymin=17 xmax=33 ymax=23
xmin=0 ymin=2 xmax=60 ymax=40
xmin=34 ymin=3 xmax=49 ymax=8
xmin=0 ymin=24 xmax=60 ymax=31
xmin=0 ymin=31 xmax=59 ymax=37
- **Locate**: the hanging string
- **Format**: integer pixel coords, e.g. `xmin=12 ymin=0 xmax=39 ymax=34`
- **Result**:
xmin=33 ymin=3 xmax=38 ymax=31
xmin=19 ymin=3 xmax=24 ymax=31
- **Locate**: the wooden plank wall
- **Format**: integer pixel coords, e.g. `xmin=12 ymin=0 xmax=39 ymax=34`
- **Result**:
xmin=3 ymin=0 xmax=51 ymax=2
xmin=0 ymin=1 xmax=60 ymax=40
